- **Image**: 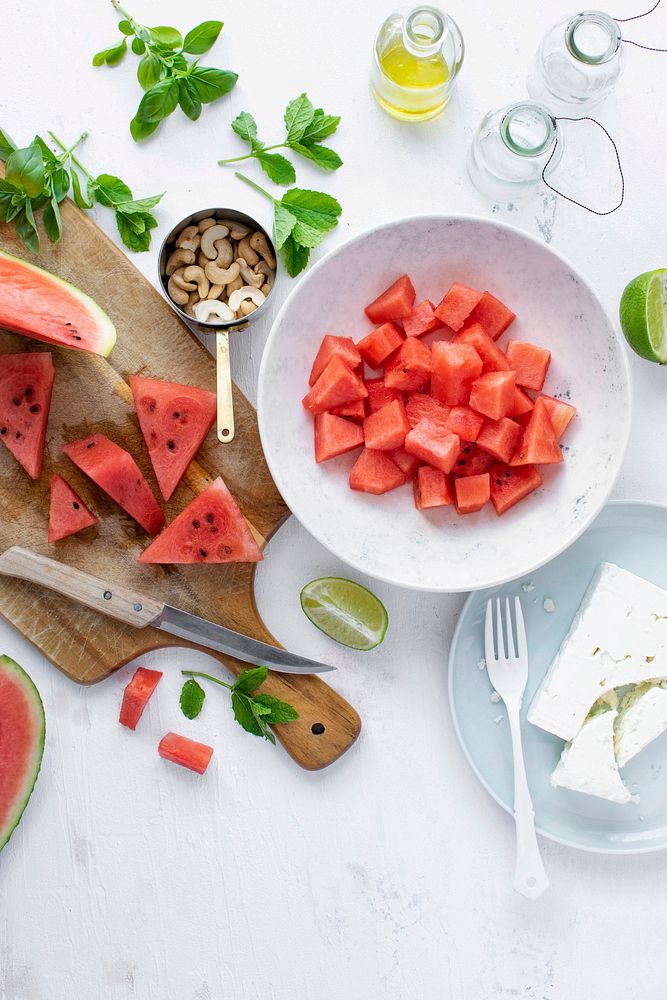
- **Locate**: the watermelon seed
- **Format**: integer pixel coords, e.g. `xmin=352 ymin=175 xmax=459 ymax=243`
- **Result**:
xmin=166 ymin=439 xmax=176 ymax=451
xmin=72 ymin=502 xmax=80 ymax=510
xmin=29 ymin=404 xmax=40 ymax=414
xmin=222 ymin=545 xmax=231 ymax=555
xmin=24 ymin=386 xmax=33 ymax=399
xmin=205 ymin=512 xmax=214 ymax=523
xmin=86 ymin=441 xmax=95 ymax=448
xmin=172 ymin=411 xmax=180 ymax=419
xmin=199 ymin=548 xmax=208 ymax=558
xmin=12 ymin=397 xmax=20 ymax=406
xmin=192 ymin=519 xmax=200 ymax=528
xmin=209 ymin=526 xmax=218 ymax=533
xmin=65 ymin=322 xmax=72 ymax=326
xmin=0 ymin=427 xmax=6 ymax=435
xmin=15 ymin=431 xmax=21 ymax=439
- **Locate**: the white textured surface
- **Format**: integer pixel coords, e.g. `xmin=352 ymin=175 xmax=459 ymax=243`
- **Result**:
xmin=1 ymin=0 xmax=667 ymax=997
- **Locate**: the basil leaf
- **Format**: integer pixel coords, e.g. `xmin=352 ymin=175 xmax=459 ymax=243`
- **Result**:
xmin=5 ymin=199 xmax=24 ymax=223
xmin=92 ymin=46 xmax=113 ymax=67
xmin=105 ymin=38 xmax=127 ymax=66
xmin=231 ymin=111 xmax=258 ymax=143
xmin=50 ymin=165 xmax=71 ymax=202
xmin=129 ymin=115 xmax=161 ymax=143
xmin=149 ymin=25 xmax=183 ymax=47
xmin=256 ymin=151 xmax=296 ymax=186
xmin=284 ymin=93 xmax=315 ymax=144
xmin=0 ymin=194 xmax=11 ymax=222
xmin=135 ymin=79 xmax=180 ymax=122
xmin=0 ymin=128 xmax=17 ymax=161
xmin=32 ymin=135 xmax=58 ymax=164
xmin=253 ymin=693 xmax=299 ymax=724
xmin=281 ymin=234 xmax=310 ymax=277
xmin=182 ymin=20 xmax=223 ymax=55
xmin=93 ymin=173 xmax=133 ymax=206
xmin=189 ymin=66 xmax=238 ymax=104
xmin=43 ymin=196 xmax=63 ymax=243
xmin=131 ymin=36 xmax=145 ymax=55
xmin=118 ymin=19 xmax=133 ymax=35
xmin=180 ymin=678 xmax=206 ymax=720
xmin=233 ymin=665 xmax=268 ymax=695
xmin=0 ymin=179 xmax=16 ymax=194
xmin=115 ymin=209 xmax=156 ymax=252
xmin=5 ymin=143 xmax=45 ymax=199
xmin=116 ymin=192 xmax=164 ymax=213
xmin=137 ymin=52 xmax=162 ymax=91
xmin=299 ymin=110 xmax=341 ymax=145
xmin=231 ymin=691 xmax=264 ymax=737
xmin=290 ymin=142 xmax=342 ymax=171
xmin=171 ymin=53 xmax=188 ymax=73
xmin=178 ymin=78 xmax=202 ymax=121
xmin=71 ymin=170 xmax=93 ymax=210
xmin=16 ymin=202 xmax=40 ymax=253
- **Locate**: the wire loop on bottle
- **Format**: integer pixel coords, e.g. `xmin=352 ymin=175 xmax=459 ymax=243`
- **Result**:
xmin=614 ymin=0 xmax=667 ymax=51
xmin=541 ymin=117 xmax=625 ymax=216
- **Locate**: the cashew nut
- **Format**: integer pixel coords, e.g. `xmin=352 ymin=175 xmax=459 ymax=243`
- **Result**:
xmin=228 ymin=286 xmax=266 ymax=313
xmin=204 ymin=260 xmax=241 ymax=286
xmin=176 ymin=225 xmax=199 ymax=246
xmin=166 ymin=247 xmax=195 ymax=275
xmin=197 ymin=250 xmax=208 ymax=269
xmin=201 ymin=224 xmax=230 ymax=259
xmin=240 ymin=300 xmax=258 ymax=316
xmin=213 ymin=236 xmax=234 ymax=269
xmin=167 ymin=276 xmax=189 ymax=306
xmin=182 ymin=265 xmax=210 ymax=299
xmin=171 ymin=267 xmax=198 ymax=292
xmin=184 ymin=291 xmax=200 ymax=317
xmin=207 ymin=284 xmax=224 ymax=300
xmin=254 ymin=261 xmax=274 ymax=281
xmin=193 ymin=299 xmax=235 ymax=324
xmin=236 ymin=257 xmax=264 ymax=288
xmin=249 ymin=231 xmax=276 ymax=269
xmin=219 ymin=219 xmax=250 ymax=240
xmin=236 ymin=236 xmax=259 ymax=266
xmin=198 ymin=217 xmax=217 ymax=233
xmin=226 ymin=274 xmax=244 ymax=295
xmin=260 ymin=281 xmax=272 ymax=296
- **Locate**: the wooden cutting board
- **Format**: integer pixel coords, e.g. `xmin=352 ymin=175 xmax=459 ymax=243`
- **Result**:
xmin=0 ymin=200 xmax=361 ymax=770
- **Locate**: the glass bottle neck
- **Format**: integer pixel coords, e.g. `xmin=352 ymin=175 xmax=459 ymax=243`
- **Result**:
xmin=500 ymin=103 xmax=557 ymax=158
xmin=403 ymin=6 xmax=448 ymax=57
xmin=565 ymin=11 xmax=622 ymax=65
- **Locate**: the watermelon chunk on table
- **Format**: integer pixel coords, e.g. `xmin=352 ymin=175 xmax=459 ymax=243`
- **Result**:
xmin=465 ymin=290 xmax=516 ymax=341
xmin=431 ymin=341 xmax=483 ymax=406
xmin=434 ymin=282 xmax=483 ymax=331
xmin=314 ymin=412 xmax=364 ymax=462
xmin=48 ymin=474 xmax=97 ymax=543
xmin=413 ymin=466 xmax=453 ymax=509
xmin=405 ymin=393 xmax=450 ymax=429
xmin=363 ymin=400 xmax=410 ymax=451
xmin=384 ymin=337 xmax=432 ymax=392
xmin=139 ymin=476 xmax=262 ymax=564
xmin=445 ymin=405 xmax=485 ymax=443
xmin=511 ymin=397 xmax=563 ymax=465
xmin=454 ymin=473 xmax=490 ymax=514
xmin=490 ymin=463 xmax=543 ymax=515
xmin=506 ymin=340 xmax=551 ymax=391
xmin=309 ymin=335 xmax=362 ymax=386
xmin=303 ymin=355 xmax=368 ymax=414
xmin=130 ymin=375 xmax=216 ymax=501
xmin=476 ymin=417 xmax=522 ymax=464
xmin=349 ymin=448 xmax=405 ymax=494
xmin=364 ymin=378 xmax=403 ymax=413
xmin=63 ymin=434 xmax=165 ymax=535
xmin=158 ymin=732 xmax=213 ymax=774
xmin=357 ymin=322 xmax=404 ymax=368
xmin=119 ymin=666 xmax=163 ymax=730
xmin=0 ymin=352 xmax=54 ymax=479
xmin=405 ymin=419 xmax=460 ymax=474
xmin=455 ymin=323 xmax=510 ymax=373
xmin=469 ymin=371 xmax=516 ymax=421
xmin=365 ymin=275 xmax=416 ymax=324
xmin=539 ymin=394 xmax=576 ymax=440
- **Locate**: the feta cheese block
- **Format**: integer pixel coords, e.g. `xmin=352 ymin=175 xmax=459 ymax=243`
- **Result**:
xmin=551 ymin=709 xmax=631 ymax=804
xmin=528 ymin=563 xmax=667 ymax=741
xmin=615 ymin=683 xmax=667 ymax=768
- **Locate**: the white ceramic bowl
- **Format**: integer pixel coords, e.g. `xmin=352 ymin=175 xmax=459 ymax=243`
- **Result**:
xmin=258 ymin=215 xmax=631 ymax=592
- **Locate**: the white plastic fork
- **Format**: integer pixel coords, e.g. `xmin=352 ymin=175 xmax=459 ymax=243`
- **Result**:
xmin=485 ymin=596 xmax=549 ymax=900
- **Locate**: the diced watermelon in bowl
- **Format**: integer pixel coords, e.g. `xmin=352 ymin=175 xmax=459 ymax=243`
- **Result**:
xmin=258 ymin=216 xmax=631 ymax=591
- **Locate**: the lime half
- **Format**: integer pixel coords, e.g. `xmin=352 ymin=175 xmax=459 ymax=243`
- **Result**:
xmin=619 ymin=269 xmax=667 ymax=364
xmin=300 ymin=577 xmax=388 ymax=651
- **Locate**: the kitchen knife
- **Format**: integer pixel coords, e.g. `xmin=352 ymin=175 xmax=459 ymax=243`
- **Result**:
xmin=0 ymin=547 xmax=335 ymax=675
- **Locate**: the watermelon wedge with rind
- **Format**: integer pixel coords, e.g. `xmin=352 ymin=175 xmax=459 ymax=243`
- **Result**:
xmin=130 ymin=376 xmax=216 ymax=501
xmin=139 ymin=476 xmax=263 ymax=564
xmin=0 ymin=655 xmax=45 ymax=851
xmin=0 ymin=351 xmax=54 ymax=479
xmin=64 ymin=433 xmax=165 ymax=535
xmin=48 ymin=474 xmax=97 ymax=543
xmin=0 ymin=250 xmax=116 ymax=356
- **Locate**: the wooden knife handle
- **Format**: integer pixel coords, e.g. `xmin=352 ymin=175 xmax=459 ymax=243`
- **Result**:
xmin=0 ymin=547 xmax=164 ymax=627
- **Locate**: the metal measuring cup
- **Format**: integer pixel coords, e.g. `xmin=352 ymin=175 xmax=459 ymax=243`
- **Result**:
xmin=157 ymin=208 xmax=277 ymax=444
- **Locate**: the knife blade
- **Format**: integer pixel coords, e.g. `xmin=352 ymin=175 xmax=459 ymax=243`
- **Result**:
xmin=0 ymin=546 xmax=335 ymax=675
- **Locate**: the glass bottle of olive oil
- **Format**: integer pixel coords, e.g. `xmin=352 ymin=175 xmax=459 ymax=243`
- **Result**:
xmin=372 ymin=6 xmax=464 ymax=122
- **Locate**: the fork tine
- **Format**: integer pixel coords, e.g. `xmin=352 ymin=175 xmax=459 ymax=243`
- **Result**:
xmin=495 ymin=597 xmax=506 ymax=661
xmin=514 ymin=596 xmax=528 ymax=659
xmin=485 ymin=599 xmax=494 ymax=661
xmin=506 ymin=597 xmax=517 ymax=658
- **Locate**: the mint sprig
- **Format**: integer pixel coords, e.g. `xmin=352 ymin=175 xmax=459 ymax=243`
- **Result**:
xmin=218 ymin=93 xmax=342 ymax=185
xmin=180 ymin=667 xmax=298 ymax=744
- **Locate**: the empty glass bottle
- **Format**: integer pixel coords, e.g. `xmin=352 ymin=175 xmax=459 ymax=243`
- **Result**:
xmin=467 ymin=102 xmax=563 ymax=203
xmin=528 ymin=10 xmax=624 ymax=111
xmin=371 ymin=6 xmax=465 ymax=121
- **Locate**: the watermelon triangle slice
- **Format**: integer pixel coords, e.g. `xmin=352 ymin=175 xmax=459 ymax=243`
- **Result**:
xmin=63 ymin=434 xmax=165 ymax=535
xmin=0 ymin=352 xmax=54 ymax=479
xmin=48 ymin=474 xmax=97 ymax=543
xmin=130 ymin=375 xmax=216 ymax=501
xmin=0 ymin=655 xmax=45 ymax=851
xmin=139 ymin=477 xmax=263 ymax=564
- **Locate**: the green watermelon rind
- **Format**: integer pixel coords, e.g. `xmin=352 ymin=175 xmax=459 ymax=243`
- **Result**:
xmin=0 ymin=250 xmax=117 ymax=358
xmin=0 ymin=655 xmax=46 ymax=852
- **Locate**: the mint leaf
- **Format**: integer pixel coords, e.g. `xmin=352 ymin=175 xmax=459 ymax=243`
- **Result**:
xmin=116 ymin=209 xmax=157 ymax=252
xmin=116 ymin=192 xmax=164 ymax=213
xmin=290 ymin=143 xmax=342 ymax=171
xmin=300 ymin=110 xmax=340 ymax=145
xmin=256 ymin=151 xmax=296 ymax=186
xmin=190 ymin=66 xmax=238 ymax=104
xmin=281 ymin=234 xmax=310 ymax=277
xmin=253 ymin=693 xmax=299 ymax=724
xmin=231 ymin=691 xmax=264 ymax=737
xmin=280 ymin=188 xmax=341 ymax=248
xmin=233 ymin=666 xmax=268 ymax=695
xmin=180 ymin=678 xmax=206 ymax=719
xmin=183 ymin=20 xmax=223 ymax=55
xmin=231 ymin=111 xmax=258 ymax=143
xmin=284 ymin=93 xmax=315 ymax=144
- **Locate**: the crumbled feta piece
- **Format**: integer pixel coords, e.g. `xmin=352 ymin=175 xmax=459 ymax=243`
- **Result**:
xmin=543 ymin=597 xmax=556 ymax=613
xmin=490 ymin=690 xmax=501 ymax=704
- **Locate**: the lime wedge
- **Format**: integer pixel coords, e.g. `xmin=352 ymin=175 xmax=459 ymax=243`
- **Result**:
xmin=619 ymin=269 xmax=667 ymax=364
xmin=300 ymin=577 xmax=388 ymax=651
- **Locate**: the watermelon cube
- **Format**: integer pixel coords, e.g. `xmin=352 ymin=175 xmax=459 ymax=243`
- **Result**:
xmin=405 ymin=393 xmax=450 ymax=429
xmin=309 ymin=335 xmax=362 ymax=386
xmin=303 ymin=355 xmax=368 ymax=414
xmin=363 ymin=400 xmax=411 ymax=451
xmin=365 ymin=274 xmax=416 ymax=324
xmin=384 ymin=338 xmax=432 ymax=392
xmin=404 ymin=419 xmax=460 ymax=474
xmin=476 ymin=417 xmax=522 ymax=464
xmin=466 ymin=291 xmax=516 ymax=340
xmin=403 ymin=300 xmax=442 ymax=338
xmin=431 ymin=341 xmax=483 ymax=406
xmin=389 ymin=447 xmax=422 ymax=481
xmin=413 ymin=466 xmax=454 ymax=509
xmin=539 ymin=394 xmax=576 ymax=440
xmin=469 ymin=371 xmax=516 ymax=421
xmin=455 ymin=473 xmax=491 ymax=515
xmin=452 ymin=444 xmax=495 ymax=478
xmin=506 ymin=340 xmax=551 ymax=391
xmin=511 ymin=397 xmax=563 ymax=465
xmin=490 ymin=463 xmax=543 ymax=515
xmin=445 ymin=405 xmax=485 ymax=443
xmin=158 ymin=732 xmax=213 ymax=774
xmin=314 ymin=412 xmax=364 ymax=462
xmin=364 ymin=378 xmax=403 ymax=413
xmin=357 ymin=322 xmax=404 ymax=368
xmin=510 ymin=386 xmax=535 ymax=419
xmin=434 ymin=282 xmax=483 ymax=331
xmin=329 ymin=398 xmax=366 ymax=423
xmin=119 ymin=666 xmax=163 ymax=730
xmin=455 ymin=323 xmax=510 ymax=373
xmin=350 ymin=448 xmax=405 ymax=494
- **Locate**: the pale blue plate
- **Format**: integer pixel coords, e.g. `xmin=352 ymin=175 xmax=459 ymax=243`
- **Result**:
xmin=449 ymin=501 xmax=667 ymax=854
